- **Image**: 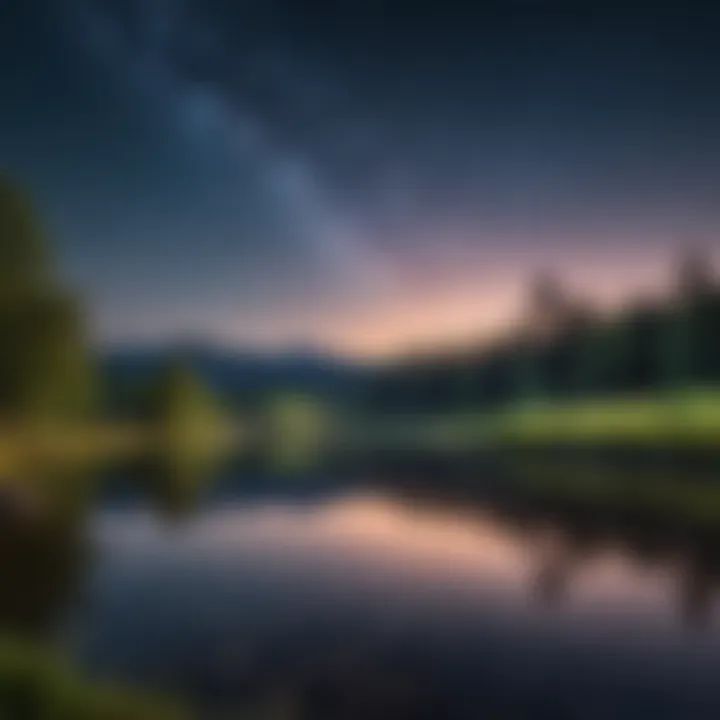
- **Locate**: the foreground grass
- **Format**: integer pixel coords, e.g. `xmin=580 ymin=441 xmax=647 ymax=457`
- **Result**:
xmin=0 ymin=639 xmax=188 ymax=720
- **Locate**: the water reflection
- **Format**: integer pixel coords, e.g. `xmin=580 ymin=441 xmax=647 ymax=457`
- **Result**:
xmin=88 ymin=483 xmax=720 ymax=635
xmin=143 ymin=451 xmax=225 ymax=524
xmin=675 ymin=544 xmax=720 ymax=631
xmin=533 ymin=540 xmax=579 ymax=609
xmin=388 ymin=479 xmax=720 ymax=634
xmin=5 ymin=460 xmax=720 ymax=717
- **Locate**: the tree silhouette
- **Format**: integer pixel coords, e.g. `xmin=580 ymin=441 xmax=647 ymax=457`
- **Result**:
xmin=677 ymin=247 xmax=716 ymax=301
xmin=673 ymin=248 xmax=719 ymax=385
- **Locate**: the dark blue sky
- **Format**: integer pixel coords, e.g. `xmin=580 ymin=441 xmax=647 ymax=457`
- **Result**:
xmin=2 ymin=0 xmax=720 ymax=355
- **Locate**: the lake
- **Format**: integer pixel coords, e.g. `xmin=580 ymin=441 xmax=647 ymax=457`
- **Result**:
xmin=5 ymin=467 xmax=720 ymax=719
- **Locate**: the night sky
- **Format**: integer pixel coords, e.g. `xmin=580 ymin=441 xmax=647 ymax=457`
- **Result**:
xmin=2 ymin=1 xmax=720 ymax=356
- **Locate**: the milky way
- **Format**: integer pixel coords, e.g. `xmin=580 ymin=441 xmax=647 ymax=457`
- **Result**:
xmin=2 ymin=1 xmax=720 ymax=354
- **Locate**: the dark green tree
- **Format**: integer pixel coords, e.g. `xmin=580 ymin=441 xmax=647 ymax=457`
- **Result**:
xmin=673 ymin=248 xmax=719 ymax=386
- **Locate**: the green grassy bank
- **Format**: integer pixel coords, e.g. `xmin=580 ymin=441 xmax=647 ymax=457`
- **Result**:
xmin=490 ymin=389 xmax=720 ymax=448
xmin=364 ymin=389 xmax=720 ymax=453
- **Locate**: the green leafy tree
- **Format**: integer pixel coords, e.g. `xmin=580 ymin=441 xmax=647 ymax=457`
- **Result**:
xmin=0 ymin=178 xmax=50 ymax=302
xmin=0 ymin=178 xmax=94 ymax=425
xmin=147 ymin=359 xmax=227 ymax=453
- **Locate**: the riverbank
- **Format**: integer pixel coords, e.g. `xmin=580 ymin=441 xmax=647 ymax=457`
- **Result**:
xmin=358 ymin=389 xmax=720 ymax=457
xmin=0 ymin=638 xmax=188 ymax=720
xmin=0 ymin=420 xmax=242 ymax=518
xmin=490 ymin=389 xmax=720 ymax=448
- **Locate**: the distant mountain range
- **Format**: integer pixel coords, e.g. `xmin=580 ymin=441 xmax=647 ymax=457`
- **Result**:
xmin=100 ymin=344 xmax=375 ymax=401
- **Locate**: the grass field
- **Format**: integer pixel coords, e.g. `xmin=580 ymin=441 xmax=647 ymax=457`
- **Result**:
xmin=490 ymin=389 xmax=720 ymax=447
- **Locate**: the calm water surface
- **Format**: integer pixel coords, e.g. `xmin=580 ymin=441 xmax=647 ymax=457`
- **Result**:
xmin=11 ymin=472 xmax=720 ymax=718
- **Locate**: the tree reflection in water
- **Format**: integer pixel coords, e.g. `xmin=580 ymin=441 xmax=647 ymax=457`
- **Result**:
xmin=377 ymin=460 xmax=720 ymax=631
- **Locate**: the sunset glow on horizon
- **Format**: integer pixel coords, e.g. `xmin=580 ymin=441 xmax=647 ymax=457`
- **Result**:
xmin=185 ymin=241 xmax=720 ymax=360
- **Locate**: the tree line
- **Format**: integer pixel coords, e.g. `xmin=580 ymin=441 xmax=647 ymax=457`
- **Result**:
xmin=366 ymin=255 xmax=720 ymax=415
xmin=4 ymin=175 xmax=719 ymax=429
